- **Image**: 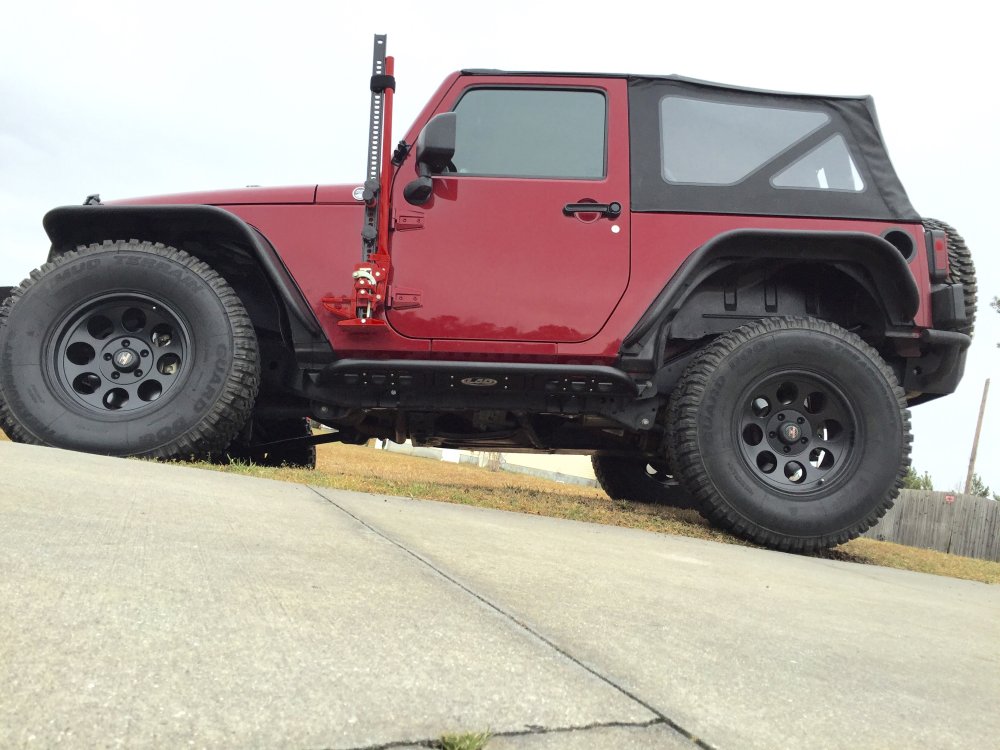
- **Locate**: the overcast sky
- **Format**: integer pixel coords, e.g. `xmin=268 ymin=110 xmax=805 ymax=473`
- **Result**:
xmin=2 ymin=0 xmax=997 ymax=492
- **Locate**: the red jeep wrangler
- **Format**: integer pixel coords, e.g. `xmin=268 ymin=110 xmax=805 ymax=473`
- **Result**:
xmin=0 ymin=37 xmax=975 ymax=552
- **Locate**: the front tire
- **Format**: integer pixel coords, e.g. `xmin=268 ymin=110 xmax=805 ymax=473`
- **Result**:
xmin=0 ymin=240 xmax=259 ymax=458
xmin=668 ymin=317 xmax=910 ymax=552
xmin=219 ymin=417 xmax=317 ymax=469
xmin=592 ymin=455 xmax=696 ymax=509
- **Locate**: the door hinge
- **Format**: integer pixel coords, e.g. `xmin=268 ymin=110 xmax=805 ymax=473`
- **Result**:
xmin=394 ymin=213 xmax=424 ymax=231
xmin=391 ymin=286 xmax=423 ymax=310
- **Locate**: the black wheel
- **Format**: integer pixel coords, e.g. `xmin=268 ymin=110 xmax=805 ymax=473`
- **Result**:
xmin=219 ymin=417 xmax=316 ymax=469
xmin=668 ymin=317 xmax=910 ymax=552
xmin=592 ymin=454 xmax=697 ymax=509
xmin=0 ymin=240 xmax=259 ymax=458
xmin=923 ymin=217 xmax=977 ymax=337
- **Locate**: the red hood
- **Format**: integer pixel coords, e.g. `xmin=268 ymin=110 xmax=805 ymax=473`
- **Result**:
xmin=108 ymin=184 xmax=360 ymax=206
xmin=110 ymin=185 xmax=316 ymax=206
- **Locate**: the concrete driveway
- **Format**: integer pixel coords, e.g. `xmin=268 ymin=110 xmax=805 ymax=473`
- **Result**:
xmin=1 ymin=442 xmax=997 ymax=749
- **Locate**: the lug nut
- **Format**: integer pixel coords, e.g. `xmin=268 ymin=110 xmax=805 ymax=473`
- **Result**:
xmin=122 ymin=340 xmax=130 ymax=347
xmin=104 ymin=353 xmax=112 ymax=361
xmin=777 ymin=413 xmax=785 ymax=421
xmin=800 ymin=437 xmax=808 ymax=444
xmin=140 ymin=350 xmax=149 ymax=357
xmin=111 ymin=372 xmax=120 ymax=380
xmin=135 ymin=369 xmax=143 ymax=377
xmin=783 ymin=446 xmax=791 ymax=453
xmin=769 ymin=431 xmax=777 ymax=438
xmin=797 ymin=417 xmax=805 ymax=425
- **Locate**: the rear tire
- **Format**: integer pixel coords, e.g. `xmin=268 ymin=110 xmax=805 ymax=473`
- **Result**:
xmin=592 ymin=454 xmax=696 ymax=509
xmin=0 ymin=240 xmax=259 ymax=458
xmin=668 ymin=317 xmax=910 ymax=552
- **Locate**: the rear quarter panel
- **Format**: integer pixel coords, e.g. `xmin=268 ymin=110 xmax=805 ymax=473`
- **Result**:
xmin=558 ymin=213 xmax=931 ymax=361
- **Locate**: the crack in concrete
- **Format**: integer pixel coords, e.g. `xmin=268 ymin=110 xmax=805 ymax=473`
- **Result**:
xmin=310 ymin=487 xmax=716 ymax=750
xmin=323 ymin=719 xmax=665 ymax=750
xmin=329 ymin=718 xmax=669 ymax=749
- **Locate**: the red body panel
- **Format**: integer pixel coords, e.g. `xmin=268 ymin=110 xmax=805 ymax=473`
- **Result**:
xmin=386 ymin=175 xmax=630 ymax=343
xmin=224 ymin=203 xmax=422 ymax=355
xmin=315 ymin=185 xmax=363 ymax=204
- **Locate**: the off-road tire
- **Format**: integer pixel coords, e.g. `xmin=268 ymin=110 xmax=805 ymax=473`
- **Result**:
xmin=220 ymin=417 xmax=317 ymax=469
xmin=0 ymin=240 xmax=259 ymax=458
xmin=668 ymin=317 xmax=910 ymax=552
xmin=592 ymin=455 xmax=697 ymax=509
xmin=923 ymin=217 xmax=977 ymax=337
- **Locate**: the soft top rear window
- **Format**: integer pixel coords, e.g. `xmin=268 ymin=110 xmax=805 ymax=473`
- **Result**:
xmin=660 ymin=97 xmax=830 ymax=186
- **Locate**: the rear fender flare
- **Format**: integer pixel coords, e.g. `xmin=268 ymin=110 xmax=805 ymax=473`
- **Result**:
xmin=622 ymin=229 xmax=919 ymax=360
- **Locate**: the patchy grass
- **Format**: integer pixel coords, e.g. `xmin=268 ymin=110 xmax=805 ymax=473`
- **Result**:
xmin=829 ymin=537 xmax=1000 ymax=584
xmin=436 ymin=730 xmax=491 ymax=750
xmin=190 ymin=442 xmax=1000 ymax=585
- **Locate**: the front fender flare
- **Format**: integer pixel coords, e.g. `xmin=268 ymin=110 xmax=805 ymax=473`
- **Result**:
xmin=42 ymin=204 xmax=322 ymax=338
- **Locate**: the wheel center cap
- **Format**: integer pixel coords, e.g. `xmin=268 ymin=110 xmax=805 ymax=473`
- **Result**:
xmin=780 ymin=423 xmax=801 ymax=443
xmin=113 ymin=348 xmax=139 ymax=372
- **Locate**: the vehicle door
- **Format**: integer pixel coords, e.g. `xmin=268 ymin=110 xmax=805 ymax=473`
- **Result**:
xmin=387 ymin=76 xmax=630 ymax=344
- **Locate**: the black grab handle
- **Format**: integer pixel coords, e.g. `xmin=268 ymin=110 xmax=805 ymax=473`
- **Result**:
xmin=563 ymin=201 xmax=622 ymax=218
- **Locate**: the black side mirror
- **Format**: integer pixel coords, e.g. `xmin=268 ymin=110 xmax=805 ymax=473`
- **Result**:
xmin=404 ymin=112 xmax=457 ymax=205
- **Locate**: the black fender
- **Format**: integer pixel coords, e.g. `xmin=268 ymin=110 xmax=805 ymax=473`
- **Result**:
xmin=42 ymin=204 xmax=328 ymax=359
xmin=621 ymin=229 xmax=920 ymax=367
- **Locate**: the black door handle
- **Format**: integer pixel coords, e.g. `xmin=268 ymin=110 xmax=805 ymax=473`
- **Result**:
xmin=563 ymin=201 xmax=622 ymax=218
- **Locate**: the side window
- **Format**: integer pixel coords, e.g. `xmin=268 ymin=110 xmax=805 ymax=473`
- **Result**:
xmin=660 ymin=97 xmax=830 ymax=185
xmin=452 ymin=89 xmax=606 ymax=179
xmin=771 ymin=134 xmax=865 ymax=191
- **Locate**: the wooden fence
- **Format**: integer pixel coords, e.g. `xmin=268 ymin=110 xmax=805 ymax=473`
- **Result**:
xmin=863 ymin=490 xmax=1000 ymax=562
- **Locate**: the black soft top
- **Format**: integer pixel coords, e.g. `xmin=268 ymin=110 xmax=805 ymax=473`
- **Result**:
xmin=462 ymin=71 xmax=918 ymax=221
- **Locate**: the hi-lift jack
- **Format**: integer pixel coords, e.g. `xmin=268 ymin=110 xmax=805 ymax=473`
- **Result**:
xmin=323 ymin=34 xmax=397 ymax=332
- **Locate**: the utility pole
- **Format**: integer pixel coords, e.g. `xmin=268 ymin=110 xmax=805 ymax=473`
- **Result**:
xmin=964 ymin=378 xmax=990 ymax=494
